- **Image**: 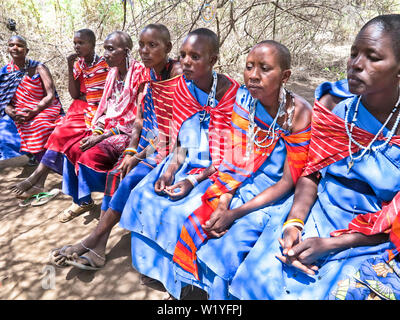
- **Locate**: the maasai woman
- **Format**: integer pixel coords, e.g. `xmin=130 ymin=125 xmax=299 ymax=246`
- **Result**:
xmin=59 ymin=31 xmax=146 ymax=222
xmin=9 ymin=29 xmax=109 ymax=202
xmin=49 ymin=24 xmax=182 ymax=269
xmin=118 ymin=28 xmax=240 ymax=299
xmin=1 ymin=36 xmax=62 ymax=163
xmin=172 ymin=40 xmax=312 ymax=299
xmin=229 ymin=14 xmax=400 ymax=300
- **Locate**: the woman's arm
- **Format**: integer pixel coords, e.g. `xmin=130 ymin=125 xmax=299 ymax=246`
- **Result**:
xmin=279 ymin=173 xmax=319 ymax=255
xmin=164 ymin=163 xmax=217 ymax=200
xmin=117 ymin=87 xmax=147 ymax=179
xmin=203 ymin=158 xmax=295 ymax=237
xmin=20 ymin=64 xmax=57 ymax=122
xmin=154 ymin=144 xmax=187 ymax=194
xmin=67 ymin=53 xmax=82 ymax=100
xmin=277 ymin=231 xmax=389 ymax=276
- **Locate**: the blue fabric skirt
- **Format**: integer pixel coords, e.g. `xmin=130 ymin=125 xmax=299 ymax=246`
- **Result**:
xmin=0 ymin=114 xmax=23 ymax=160
xmin=228 ymin=96 xmax=400 ymax=300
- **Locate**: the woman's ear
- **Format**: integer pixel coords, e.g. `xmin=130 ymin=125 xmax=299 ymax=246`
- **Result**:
xmin=210 ymin=54 xmax=218 ymax=67
xmin=165 ymin=41 xmax=172 ymax=54
xmin=282 ymin=69 xmax=291 ymax=84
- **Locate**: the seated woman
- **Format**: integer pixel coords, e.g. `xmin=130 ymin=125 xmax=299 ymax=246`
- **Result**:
xmin=1 ymin=35 xmax=62 ymax=167
xmin=228 ymin=14 xmax=400 ymax=300
xmin=58 ymin=31 xmax=146 ymax=221
xmin=9 ymin=29 xmax=109 ymax=201
xmin=172 ymin=40 xmax=313 ymax=299
xmin=117 ymin=28 xmax=240 ymax=298
xmin=49 ymin=24 xmax=182 ymax=269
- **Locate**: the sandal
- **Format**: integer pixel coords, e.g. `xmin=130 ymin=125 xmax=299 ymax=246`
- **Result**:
xmin=18 ymin=191 xmax=45 ymax=207
xmin=66 ymin=250 xmax=105 ymax=271
xmin=58 ymin=201 xmax=95 ymax=223
xmin=48 ymin=245 xmax=72 ymax=267
xmin=31 ymin=188 xmax=61 ymax=206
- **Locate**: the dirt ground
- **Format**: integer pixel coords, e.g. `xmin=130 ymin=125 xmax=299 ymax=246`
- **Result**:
xmin=0 ymin=81 xmax=315 ymax=300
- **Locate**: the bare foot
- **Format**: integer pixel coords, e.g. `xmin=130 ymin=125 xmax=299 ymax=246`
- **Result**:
xmin=16 ymin=185 xmax=44 ymax=199
xmin=9 ymin=179 xmax=34 ymax=195
xmin=49 ymin=242 xmax=88 ymax=267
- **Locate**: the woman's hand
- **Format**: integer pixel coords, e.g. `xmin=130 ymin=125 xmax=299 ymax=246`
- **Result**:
xmin=118 ymin=154 xmax=140 ymax=179
xmin=67 ymin=53 xmax=79 ymax=68
xmin=79 ymin=134 xmax=103 ymax=151
xmin=5 ymin=105 xmax=19 ymax=122
xmin=154 ymin=173 xmax=174 ymax=195
xmin=163 ymin=179 xmax=194 ymax=201
xmin=202 ymin=205 xmax=236 ymax=239
xmin=276 ymin=237 xmax=332 ymax=275
xmin=279 ymin=225 xmax=303 ymax=256
xmin=18 ymin=107 xmax=40 ymax=122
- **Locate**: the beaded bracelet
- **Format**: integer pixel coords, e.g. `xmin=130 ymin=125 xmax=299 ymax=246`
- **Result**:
xmin=123 ymin=147 xmax=137 ymax=156
xmin=133 ymin=154 xmax=144 ymax=161
xmin=282 ymin=218 xmax=304 ymax=234
xmin=185 ymin=175 xmax=199 ymax=187
xmin=93 ymin=129 xmax=104 ymax=135
xmin=149 ymin=138 xmax=157 ymax=150
xmin=283 ymin=218 xmax=304 ymax=227
xmin=109 ymin=127 xmax=120 ymax=135
xmin=92 ymin=126 xmax=104 ymax=135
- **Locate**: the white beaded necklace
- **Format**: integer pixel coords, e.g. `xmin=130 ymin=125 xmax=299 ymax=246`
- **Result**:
xmin=88 ymin=52 xmax=97 ymax=68
xmin=245 ymin=87 xmax=288 ymax=159
xmin=345 ymin=91 xmax=400 ymax=173
xmin=199 ymin=70 xmax=218 ymax=123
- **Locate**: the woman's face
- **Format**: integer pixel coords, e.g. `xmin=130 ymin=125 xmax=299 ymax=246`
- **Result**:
xmin=244 ymin=44 xmax=289 ymax=104
xmin=103 ymin=35 xmax=127 ymax=69
xmin=347 ymin=24 xmax=400 ymax=96
xmin=138 ymin=28 xmax=170 ymax=70
xmin=8 ymin=37 xmax=28 ymax=61
xmin=73 ymin=33 xmax=94 ymax=59
xmin=179 ymin=35 xmax=216 ymax=82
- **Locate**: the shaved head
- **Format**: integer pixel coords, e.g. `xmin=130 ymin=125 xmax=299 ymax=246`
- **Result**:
xmin=141 ymin=24 xmax=171 ymax=45
xmin=75 ymin=28 xmax=96 ymax=47
xmin=252 ymin=40 xmax=291 ymax=70
xmin=186 ymin=28 xmax=219 ymax=56
xmin=8 ymin=35 xmax=27 ymax=48
xmin=105 ymin=31 xmax=133 ymax=50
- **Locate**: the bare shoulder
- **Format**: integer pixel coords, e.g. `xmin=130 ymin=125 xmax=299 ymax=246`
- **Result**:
xmin=215 ymin=73 xmax=233 ymax=100
xmin=318 ymin=93 xmax=344 ymax=111
xmin=170 ymin=60 xmax=183 ymax=78
xmin=291 ymin=93 xmax=313 ymax=132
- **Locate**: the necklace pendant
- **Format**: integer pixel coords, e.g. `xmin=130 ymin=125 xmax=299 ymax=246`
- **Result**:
xmin=347 ymin=160 xmax=354 ymax=174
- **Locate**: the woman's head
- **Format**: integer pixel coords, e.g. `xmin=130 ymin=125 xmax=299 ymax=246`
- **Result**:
xmin=179 ymin=28 xmax=219 ymax=82
xmin=7 ymin=35 xmax=28 ymax=61
xmin=139 ymin=24 xmax=172 ymax=71
xmin=73 ymin=29 xmax=96 ymax=59
xmin=244 ymin=40 xmax=291 ymax=104
xmin=347 ymin=14 xmax=400 ymax=96
xmin=103 ymin=31 xmax=133 ymax=69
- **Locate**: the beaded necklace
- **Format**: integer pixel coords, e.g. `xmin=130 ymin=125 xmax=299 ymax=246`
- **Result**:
xmin=112 ymin=75 xmax=126 ymax=102
xmin=11 ymin=58 xmax=29 ymax=73
xmin=87 ymin=52 xmax=98 ymax=68
xmin=345 ymin=91 xmax=400 ymax=173
xmin=245 ymin=87 xmax=291 ymax=159
xmin=199 ymin=70 xmax=218 ymax=123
